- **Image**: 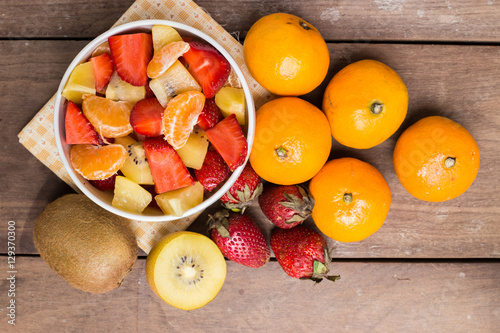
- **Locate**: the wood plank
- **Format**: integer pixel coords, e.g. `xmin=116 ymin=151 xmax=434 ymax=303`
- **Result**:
xmin=1 ymin=257 xmax=499 ymax=332
xmin=1 ymin=0 xmax=500 ymax=42
xmin=3 ymin=40 xmax=500 ymax=257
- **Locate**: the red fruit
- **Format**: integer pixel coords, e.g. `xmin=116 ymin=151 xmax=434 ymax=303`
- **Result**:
xmin=88 ymin=173 xmax=117 ymax=191
xmin=144 ymin=185 xmax=161 ymax=210
xmin=65 ymin=101 xmax=99 ymax=145
xmin=145 ymin=83 xmax=156 ymax=99
xmin=143 ymin=136 xmax=194 ymax=194
xmin=220 ymin=163 xmax=262 ymax=213
xmin=194 ymin=149 xmax=231 ymax=192
xmin=206 ymin=114 xmax=247 ymax=171
xmin=90 ymin=53 xmax=114 ymax=92
xmin=197 ymin=98 xmax=223 ymax=131
xmin=208 ymin=210 xmax=270 ymax=268
xmin=108 ymin=33 xmax=153 ymax=86
xmin=258 ymin=184 xmax=314 ymax=229
xmin=130 ymin=98 xmax=164 ymax=137
xmin=181 ymin=41 xmax=231 ymax=98
xmin=270 ymin=225 xmax=340 ymax=283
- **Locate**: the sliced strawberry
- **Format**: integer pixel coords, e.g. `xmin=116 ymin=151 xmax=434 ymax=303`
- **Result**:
xmin=145 ymin=83 xmax=156 ymax=99
xmin=197 ymin=98 xmax=223 ymax=131
xmin=108 ymin=33 xmax=153 ymax=87
xmin=194 ymin=149 xmax=231 ymax=192
xmin=181 ymin=41 xmax=231 ymax=98
xmin=88 ymin=173 xmax=117 ymax=191
xmin=130 ymin=98 xmax=164 ymax=137
xmin=143 ymin=136 xmax=194 ymax=194
xmin=65 ymin=101 xmax=99 ymax=145
xmin=90 ymin=53 xmax=114 ymax=91
xmin=206 ymin=114 xmax=247 ymax=171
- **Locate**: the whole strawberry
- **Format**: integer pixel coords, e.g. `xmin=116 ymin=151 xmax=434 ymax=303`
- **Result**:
xmin=270 ymin=225 xmax=340 ymax=283
xmin=259 ymin=184 xmax=314 ymax=229
xmin=221 ymin=163 xmax=262 ymax=213
xmin=208 ymin=210 xmax=270 ymax=268
xmin=194 ymin=149 xmax=231 ymax=192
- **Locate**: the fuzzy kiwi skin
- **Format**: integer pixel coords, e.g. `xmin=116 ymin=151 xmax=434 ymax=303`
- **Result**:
xmin=33 ymin=194 xmax=138 ymax=293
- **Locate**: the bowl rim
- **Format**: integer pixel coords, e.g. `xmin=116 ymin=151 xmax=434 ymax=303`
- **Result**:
xmin=54 ymin=19 xmax=255 ymax=222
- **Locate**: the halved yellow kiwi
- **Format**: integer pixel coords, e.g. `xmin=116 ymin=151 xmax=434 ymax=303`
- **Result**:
xmin=145 ymin=231 xmax=226 ymax=310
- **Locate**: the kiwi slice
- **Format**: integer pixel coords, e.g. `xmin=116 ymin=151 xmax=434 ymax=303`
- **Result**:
xmin=146 ymin=231 xmax=226 ymax=310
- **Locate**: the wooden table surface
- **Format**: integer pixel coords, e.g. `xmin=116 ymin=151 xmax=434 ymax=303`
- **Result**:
xmin=1 ymin=0 xmax=499 ymax=332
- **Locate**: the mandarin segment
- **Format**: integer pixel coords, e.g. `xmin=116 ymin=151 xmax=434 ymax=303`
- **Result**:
xmin=70 ymin=144 xmax=127 ymax=180
xmin=82 ymin=94 xmax=134 ymax=138
xmin=162 ymin=91 xmax=206 ymax=150
xmin=147 ymin=41 xmax=190 ymax=79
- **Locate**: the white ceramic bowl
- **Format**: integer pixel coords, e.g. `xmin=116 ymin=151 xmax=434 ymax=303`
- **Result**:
xmin=54 ymin=20 xmax=255 ymax=222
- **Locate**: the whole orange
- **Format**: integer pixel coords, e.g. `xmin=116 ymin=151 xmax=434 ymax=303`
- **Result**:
xmin=309 ymin=157 xmax=391 ymax=243
xmin=243 ymin=13 xmax=330 ymax=96
xmin=249 ymin=97 xmax=331 ymax=185
xmin=323 ymin=59 xmax=408 ymax=149
xmin=393 ymin=116 xmax=480 ymax=202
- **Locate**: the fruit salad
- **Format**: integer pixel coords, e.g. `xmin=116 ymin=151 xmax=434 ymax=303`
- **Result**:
xmin=61 ymin=24 xmax=249 ymax=217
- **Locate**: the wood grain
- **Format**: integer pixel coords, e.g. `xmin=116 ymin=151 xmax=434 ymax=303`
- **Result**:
xmin=1 ymin=0 xmax=499 ymax=42
xmin=1 ymin=257 xmax=498 ymax=332
xmin=4 ymin=40 xmax=499 ymax=257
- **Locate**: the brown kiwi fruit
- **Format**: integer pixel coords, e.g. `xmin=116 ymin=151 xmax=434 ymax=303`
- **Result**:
xmin=33 ymin=194 xmax=138 ymax=293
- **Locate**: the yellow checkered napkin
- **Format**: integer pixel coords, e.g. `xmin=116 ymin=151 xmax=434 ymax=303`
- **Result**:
xmin=18 ymin=0 xmax=273 ymax=253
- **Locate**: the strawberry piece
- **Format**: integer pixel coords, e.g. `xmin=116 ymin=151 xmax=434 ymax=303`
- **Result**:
xmin=108 ymin=33 xmax=153 ymax=87
xmin=130 ymin=98 xmax=164 ymax=137
xmin=88 ymin=173 xmax=117 ymax=191
xmin=197 ymin=98 xmax=223 ymax=131
xmin=258 ymin=184 xmax=314 ymax=229
xmin=143 ymin=136 xmax=194 ymax=194
xmin=194 ymin=149 xmax=231 ymax=192
xmin=181 ymin=41 xmax=231 ymax=98
xmin=65 ymin=101 xmax=99 ymax=145
xmin=270 ymin=225 xmax=340 ymax=283
xmin=90 ymin=53 xmax=114 ymax=91
xmin=220 ymin=163 xmax=262 ymax=213
xmin=208 ymin=210 xmax=270 ymax=268
xmin=206 ymin=114 xmax=247 ymax=171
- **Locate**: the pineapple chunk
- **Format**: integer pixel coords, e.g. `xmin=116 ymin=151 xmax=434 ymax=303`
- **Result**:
xmin=62 ymin=62 xmax=96 ymax=104
xmin=120 ymin=142 xmax=154 ymax=185
xmin=215 ymin=87 xmax=246 ymax=125
xmin=112 ymin=176 xmax=152 ymax=213
xmin=175 ymin=128 xmax=209 ymax=170
xmin=149 ymin=60 xmax=201 ymax=108
xmin=152 ymin=25 xmax=183 ymax=54
xmin=106 ymin=72 xmax=146 ymax=104
xmin=155 ymin=182 xmax=204 ymax=217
